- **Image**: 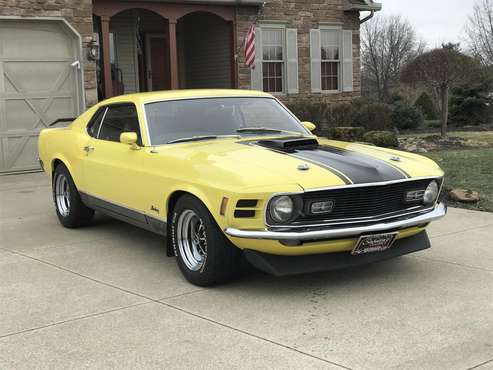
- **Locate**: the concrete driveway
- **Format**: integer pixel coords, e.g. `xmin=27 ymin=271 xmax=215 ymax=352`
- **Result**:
xmin=1 ymin=173 xmax=493 ymax=370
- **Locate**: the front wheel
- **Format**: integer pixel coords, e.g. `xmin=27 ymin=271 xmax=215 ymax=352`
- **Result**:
xmin=171 ymin=195 xmax=241 ymax=286
xmin=53 ymin=163 xmax=94 ymax=228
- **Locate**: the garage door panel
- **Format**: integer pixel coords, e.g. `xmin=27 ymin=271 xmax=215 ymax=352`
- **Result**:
xmin=4 ymin=62 xmax=73 ymax=93
xmin=3 ymin=135 xmax=39 ymax=172
xmin=5 ymin=100 xmax=39 ymax=131
xmin=2 ymin=22 xmax=73 ymax=58
xmin=47 ymin=97 xmax=76 ymax=120
xmin=0 ymin=18 xmax=83 ymax=174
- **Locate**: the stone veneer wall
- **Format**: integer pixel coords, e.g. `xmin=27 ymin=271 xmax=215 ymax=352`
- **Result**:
xmin=1 ymin=0 xmax=361 ymax=107
xmin=235 ymin=0 xmax=361 ymax=105
xmin=0 ymin=0 xmax=97 ymax=107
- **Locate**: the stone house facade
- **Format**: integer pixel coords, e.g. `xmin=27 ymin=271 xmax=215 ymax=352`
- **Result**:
xmin=0 ymin=0 xmax=381 ymax=173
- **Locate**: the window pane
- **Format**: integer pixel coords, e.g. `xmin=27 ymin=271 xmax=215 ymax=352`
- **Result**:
xmin=87 ymin=107 xmax=106 ymax=138
xmin=262 ymin=62 xmax=283 ymax=93
xmin=262 ymin=28 xmax=283 ymax=61
xmin=98 ymin=104 xmax=142 ymax=145
xmin=321 ymin=29 xmax=340 ymax=61
xmin=321 ymin=61 xmax=339 ymax=91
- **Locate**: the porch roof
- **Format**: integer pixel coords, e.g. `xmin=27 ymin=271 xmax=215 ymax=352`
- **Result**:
xmin=136 ymin=0 xmax=267 ymax=5
xmin=344 ymin=0 xmax=382 ymax=11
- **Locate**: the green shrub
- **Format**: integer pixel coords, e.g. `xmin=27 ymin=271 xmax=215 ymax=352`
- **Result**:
xmin=327 ymin=127 xmax=365 ymax=141
xmin=286 ymin=101 xmax=356 ymax=136
xmin=362 ymin=131 xmax=399 ymax=147
xmin=353 ymin=103 xmax=393 ymax=131
xmin=392 ymin=102 xmax=424 ymax=130
xmin=325 ymin=103 xmax=355 ymax=128
xmin=449 ymin=82 xmax=493 ymax=126
xmin=414 ymin=92 xmax=437 ymax=120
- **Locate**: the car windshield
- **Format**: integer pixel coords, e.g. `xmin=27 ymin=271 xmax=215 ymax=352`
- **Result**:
xmin=144 ymin=97 xmax=308 ymax=145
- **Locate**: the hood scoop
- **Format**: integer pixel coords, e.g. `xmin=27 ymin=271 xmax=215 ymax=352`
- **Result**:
xmin=257 ymin=137 xmax=319 ymax=152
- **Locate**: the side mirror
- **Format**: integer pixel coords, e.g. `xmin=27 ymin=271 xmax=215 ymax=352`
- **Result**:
xmin=120 ymin=132 xmax=140 ymax=150
xmin=302 ymin=121 xmax=317 ymax=132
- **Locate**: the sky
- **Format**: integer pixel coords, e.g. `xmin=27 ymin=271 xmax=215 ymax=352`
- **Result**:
xmin=376 ymin=0 xmax=475 ymax=48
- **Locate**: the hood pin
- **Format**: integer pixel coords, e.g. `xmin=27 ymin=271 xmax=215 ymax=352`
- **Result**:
xmin=298 ymin=163 xmax=310 ymax=171
xmin=390 ymin=156 xmax=401 ymax=162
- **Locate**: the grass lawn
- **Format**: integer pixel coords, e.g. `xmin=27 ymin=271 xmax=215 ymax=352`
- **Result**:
xmin=424 ymin=148 xmax=493 ymax=212
xmin=400 ymin=130 xmax=493 ymax=145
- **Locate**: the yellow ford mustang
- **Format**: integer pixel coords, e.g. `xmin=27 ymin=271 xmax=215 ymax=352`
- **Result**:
xmin=38 ymin=89 xmax=446 ymax=286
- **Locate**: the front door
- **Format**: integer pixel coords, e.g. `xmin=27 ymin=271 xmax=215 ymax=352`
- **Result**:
xmin=145 ymin=34 xmax=169 ymax=91
xmin=82 ymin=103 xmax=146 ymax=213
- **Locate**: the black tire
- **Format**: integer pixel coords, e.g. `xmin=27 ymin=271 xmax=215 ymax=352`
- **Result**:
xmin=171 ymin=194 xmax=241 ymax=286
xmin=52 ymin=163 xmax=94 ymax=228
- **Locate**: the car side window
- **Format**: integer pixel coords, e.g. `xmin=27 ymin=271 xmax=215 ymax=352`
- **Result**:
xmin=98 ymin=104 xmax=142 ymax=145
xmin=87 ymin=107 xmax=107 ymax=138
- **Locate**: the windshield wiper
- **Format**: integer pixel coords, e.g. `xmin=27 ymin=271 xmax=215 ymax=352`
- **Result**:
xmin=236 ymin=127 xmax=301 ymax=136
xmin=167 ymin=135 xmax=218 ymax=144
xmin=166 ymin=134 xmax=239 ymax=144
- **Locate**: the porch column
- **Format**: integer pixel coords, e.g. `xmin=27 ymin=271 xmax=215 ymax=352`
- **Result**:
xmin=100 ymin=15 xmax=113 ymax=98
xmin=168 ymin=18 xmax=179 ymax=89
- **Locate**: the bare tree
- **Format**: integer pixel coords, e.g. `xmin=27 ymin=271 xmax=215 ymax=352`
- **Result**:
xmin=401 ymin=45 xmax=481 ymax=137
xmin=466 ymin=0 xmax=493 ymax=66
xmin=362 ymin=15 xmax=424 ymax=102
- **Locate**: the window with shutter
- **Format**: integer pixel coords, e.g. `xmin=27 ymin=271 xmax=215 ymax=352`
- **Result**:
xmin=250 ymin=25 xmax=299 ymax=94
xmin=310 ymin=27 xmax=353 ymax=93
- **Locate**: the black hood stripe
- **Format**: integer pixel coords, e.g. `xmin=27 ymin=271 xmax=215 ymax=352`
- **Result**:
xmin=316 ymin=145 xmax=411 ymax=178
xmin=290 ymin=153 xmax=353 ymax=184
xmin=250 ymin=141 xmax=408 ymax=184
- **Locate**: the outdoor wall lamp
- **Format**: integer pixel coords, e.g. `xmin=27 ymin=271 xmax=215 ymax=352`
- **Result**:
xmin=87 ymin=36 xmax=100 ymax=61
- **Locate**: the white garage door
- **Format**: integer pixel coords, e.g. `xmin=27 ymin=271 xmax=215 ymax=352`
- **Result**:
xmin=0 ymin=18 xmax=84 ymax=174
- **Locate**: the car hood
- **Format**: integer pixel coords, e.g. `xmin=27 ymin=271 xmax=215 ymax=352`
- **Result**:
xmin=152 ymin=137 xmax=444 ymax=191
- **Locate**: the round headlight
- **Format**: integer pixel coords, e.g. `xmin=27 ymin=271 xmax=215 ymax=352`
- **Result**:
xmin=423 ymin=181 xmax=439 ymax=205
xmin=269 ymin=195 xmax=294 ymax=223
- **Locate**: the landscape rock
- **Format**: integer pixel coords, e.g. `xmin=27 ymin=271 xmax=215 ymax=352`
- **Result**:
xmin=449 ymin=189 xmax=480 ymax=203
xmin=399 ymin=135 xmax=490 ymax=152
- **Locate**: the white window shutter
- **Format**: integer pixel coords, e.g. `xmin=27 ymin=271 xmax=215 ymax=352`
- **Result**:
xmin=250 ymin=27 xmax=263 ymax=91
xmin=342 ymin=30 xmax=353 ymax=92
xmin=285 ymin=28 xmax=299 ymax=94
xmin=310 ymin=29 xmax=321 ymax=93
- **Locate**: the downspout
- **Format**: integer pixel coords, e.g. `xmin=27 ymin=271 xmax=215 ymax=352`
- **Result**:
xmin=360 ymin=10 xmax=375 ymax=24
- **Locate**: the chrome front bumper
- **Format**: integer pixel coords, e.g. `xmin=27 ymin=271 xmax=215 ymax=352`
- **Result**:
xmin=225 ymin=203 xmax=447 ymax=241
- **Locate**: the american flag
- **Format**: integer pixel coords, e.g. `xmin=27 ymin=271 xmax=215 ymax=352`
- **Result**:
xmin=245 ymin=24 xmax=256 ymax=69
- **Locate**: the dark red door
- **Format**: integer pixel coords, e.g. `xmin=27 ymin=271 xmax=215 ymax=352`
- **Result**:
xmin=146 ymin=34 xmax=169 ymax=91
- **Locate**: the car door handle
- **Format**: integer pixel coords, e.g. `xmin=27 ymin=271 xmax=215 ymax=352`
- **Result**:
xmin=83 ymin=146 xmax=95 ymax=153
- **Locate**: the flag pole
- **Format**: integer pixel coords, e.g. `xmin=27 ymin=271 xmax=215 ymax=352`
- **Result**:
xmin=235 ymin=1 xmax=266 ymax=62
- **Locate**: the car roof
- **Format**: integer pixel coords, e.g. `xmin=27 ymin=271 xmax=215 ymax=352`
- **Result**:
xmin=99 ymin=89 xmax=274 ymax=105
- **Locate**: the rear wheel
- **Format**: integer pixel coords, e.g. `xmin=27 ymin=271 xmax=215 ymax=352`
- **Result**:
xmin=53 ymin=163 xmax=94 ymax=228
xmin=171 ymin=195 xmax=241 ymax=286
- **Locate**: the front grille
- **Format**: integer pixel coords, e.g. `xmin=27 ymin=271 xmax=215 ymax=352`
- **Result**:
xmin=294 ymin=178 xmax=440 ymax=225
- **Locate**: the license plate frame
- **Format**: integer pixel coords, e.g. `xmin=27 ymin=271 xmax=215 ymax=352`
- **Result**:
xmin=351 ymin=232 xmax=398 ymax=255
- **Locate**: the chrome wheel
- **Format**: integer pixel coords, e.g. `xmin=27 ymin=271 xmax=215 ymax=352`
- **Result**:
xmin=176 ymin=209 xmax=208 ymax=271
xmin=55 ymin=174 xmax=71 ymax=217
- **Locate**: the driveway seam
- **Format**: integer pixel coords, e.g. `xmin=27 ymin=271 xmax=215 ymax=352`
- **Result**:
xmin=0 ymin=247 xmax=154 ymax=301
xmin=155 ymin=299 xmax=353 ymax=370
xmin=0 ymin=236 xmax=118 ymax=252
xmin=410 ymin=255 xmax=493 ymax=274
xmin=466 ymin=358 xmax=493 ymax=370
xmin=0 ymin=301 xmax=151 ymax=340
xmin=1 ymin=247 xmax=352 ymax=369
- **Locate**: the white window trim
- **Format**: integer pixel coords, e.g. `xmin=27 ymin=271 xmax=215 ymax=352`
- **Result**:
xmin=258 ymin=23 xmax=287 ymax=96
xmin=319 ymin=25 xmax=343 ymax=94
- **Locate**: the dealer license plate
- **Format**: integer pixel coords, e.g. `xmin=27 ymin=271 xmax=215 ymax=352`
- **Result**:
xmin=351 ymin=232 xmax=398 ymax=255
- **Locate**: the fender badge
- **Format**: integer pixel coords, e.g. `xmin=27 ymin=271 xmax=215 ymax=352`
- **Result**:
xmin=298 ymin=163 xmax=310 ymax=171
xmin=390 ymin=156 xmax=401 ymax=162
